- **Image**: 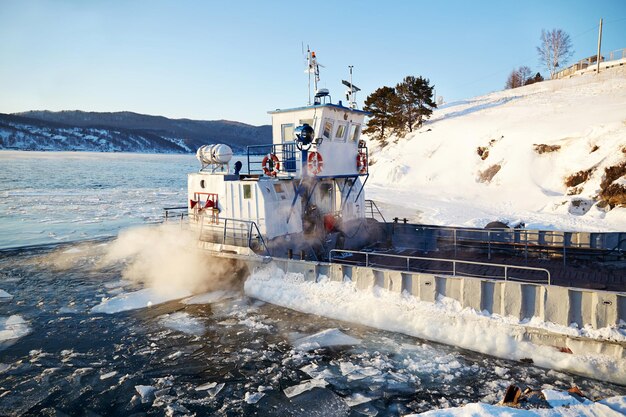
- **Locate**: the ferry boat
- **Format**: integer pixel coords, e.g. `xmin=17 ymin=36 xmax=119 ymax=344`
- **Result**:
xmin=184 ymin=51 xmax=384 ymax=262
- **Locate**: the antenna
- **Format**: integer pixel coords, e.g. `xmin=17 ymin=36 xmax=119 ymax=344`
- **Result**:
xmin=304 ymin=46 xmax=324 ymax=105
xmin=342 ymin=66 xmax=361 ymax=109
xmin=306 ymin=45 xmax=310 ymax=105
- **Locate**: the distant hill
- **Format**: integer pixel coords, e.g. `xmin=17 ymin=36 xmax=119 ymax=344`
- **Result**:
xmin=0 ymin=110 xmax=271 ymax=153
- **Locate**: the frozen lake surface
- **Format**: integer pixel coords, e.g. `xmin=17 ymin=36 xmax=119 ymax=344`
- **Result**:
xmin=0 ymin=151 xmax=196 ymax=249
xmin=0 ymin=152 xmax=623 ymax=416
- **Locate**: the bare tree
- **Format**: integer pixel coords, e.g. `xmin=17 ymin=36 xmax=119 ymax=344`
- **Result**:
xmin=537 ymin=28 xmax=574 ymax=79
xmin=518 ymin=66 xmax=532 ymax=84
xmin=505 ymin=66 xmax=533 ymax=89
xmin=505 ymin=70 xmax=522 ymax=89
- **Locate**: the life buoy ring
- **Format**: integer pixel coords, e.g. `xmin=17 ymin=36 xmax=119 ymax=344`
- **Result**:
xmin=307 ymin=151 xmax=324 ymax=175
xmin=262 ymin=153 xmax=280 ymax=176
xmin=356 ymin=152 xmax=368 ymax=174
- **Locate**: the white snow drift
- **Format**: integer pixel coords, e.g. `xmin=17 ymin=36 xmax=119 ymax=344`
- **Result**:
xmin=366 ymin=67 xmax=626 ymax=231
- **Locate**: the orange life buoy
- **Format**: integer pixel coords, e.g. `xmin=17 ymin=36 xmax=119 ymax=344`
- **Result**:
xmin=356 ymin=152 xmax=368 ymax=174
xmin=307 ymin=151 xmax=324 ymax=175
xmin=262 ymin=153 xmax=280 ymax=176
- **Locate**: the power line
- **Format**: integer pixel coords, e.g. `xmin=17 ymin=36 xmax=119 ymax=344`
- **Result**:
xmin=452 ymin=23 xmax=604 ymax=92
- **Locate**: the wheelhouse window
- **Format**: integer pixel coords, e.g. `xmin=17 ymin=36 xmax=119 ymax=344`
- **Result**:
xmin=349 ymin=124 xmax=361 ymax=141
xmin=322 ymin=119 xmax=334 ymax=140
xmin=335 ymin=123 xmax=347 ymax=141
xmin=281 ymin=124 xmax=294 ymax=143
xmin=243 ymin=184 xmax=251 ymax=199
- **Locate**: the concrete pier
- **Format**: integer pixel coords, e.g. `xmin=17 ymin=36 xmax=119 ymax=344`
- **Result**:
xmin=263 ymin=258 xmax=626 ymax=361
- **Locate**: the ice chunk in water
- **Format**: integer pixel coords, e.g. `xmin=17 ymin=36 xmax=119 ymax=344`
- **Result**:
xmin=91 ymin=288 xmax=191 ymax=314
xmin=100 ymin=371 xmax=118 ymax=380
xmin=195 ymin=382 xmax=225 ymax=398
xmin=195 ymin=381 xmax=218 ymax=391
xmin=0 ymin=315 xmax=30 ymax=342
xmin=0 ymin=290 xmax=13 ymax=299
xmin=135 ymin=385 xmax=156 ymax=403
xmin=159 ymin=312 xmax=205 ymax=335
xmin=283 ymin=379 xmax=328 ymax=398
xmin=245 ymin=391 xmax=265 ymax=404
xmin=345 ymin=393 xmax=375 ymax=407
xmin=293 ymin=328 xmax=361 ymax=351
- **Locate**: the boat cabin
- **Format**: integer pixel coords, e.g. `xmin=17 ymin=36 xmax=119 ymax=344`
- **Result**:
xmin=186 ymin=58 xmax=376 ymax=259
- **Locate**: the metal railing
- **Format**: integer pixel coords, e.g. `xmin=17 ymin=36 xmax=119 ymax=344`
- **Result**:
xmin=365 ymin=199 xmax=386 ymax=223
xmin=329 ymin=249 xmax=551 ymax=285
xmin=164 ymin=206 xmax=188 ymax=226
xmin=246 ymin=142 xmax=297 ymax=176
xmin=198 ymin=216 xmax=270 ymax=256
xmin=394 ymin=225 xmax=625 ymax=265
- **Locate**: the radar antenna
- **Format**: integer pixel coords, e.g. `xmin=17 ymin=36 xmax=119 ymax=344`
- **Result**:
xmin=342 ymin=66 xmax=361 ymax=109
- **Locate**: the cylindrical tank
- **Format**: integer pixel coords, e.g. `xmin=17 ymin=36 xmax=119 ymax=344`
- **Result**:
xmin=196 ymin=144 xmax=233 ymax=165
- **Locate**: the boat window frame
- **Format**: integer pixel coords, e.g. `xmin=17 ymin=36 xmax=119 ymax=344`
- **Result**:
xmin=322 ymin=118 xmax=334 ymax=140
xmin=334 ymin=122 xmax=347 ymax=142
xmin=349 ymin=123 xmax=361 ymax=142
xmin=281 ymin=123 xmax=295 ymax=143
xmin=243 ymin=184 xmax=252 ymax=199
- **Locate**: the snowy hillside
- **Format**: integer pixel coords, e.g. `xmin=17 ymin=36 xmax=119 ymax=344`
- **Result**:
xmin=0 ymin=114 xmax=190 ymax=153
xmin=366 ymin=67 xmax=626 ymax=232
xmin=0 ymin=111 xmax=271 ymax=153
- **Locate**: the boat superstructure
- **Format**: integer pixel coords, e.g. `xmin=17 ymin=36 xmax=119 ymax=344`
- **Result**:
xmin=186 ymin=55 xmax=382 ymax=261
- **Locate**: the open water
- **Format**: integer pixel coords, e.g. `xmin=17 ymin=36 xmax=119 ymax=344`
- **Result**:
xmin=0 ymin=151 xmax=623 ymax=416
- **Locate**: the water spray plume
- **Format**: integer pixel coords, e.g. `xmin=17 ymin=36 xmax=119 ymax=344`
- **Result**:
xmin=103 ymin=224 xmax=244 ymax=295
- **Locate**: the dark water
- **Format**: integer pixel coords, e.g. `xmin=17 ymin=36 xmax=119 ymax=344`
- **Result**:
xmin=0 ymin=242 xmax=623 ymax=417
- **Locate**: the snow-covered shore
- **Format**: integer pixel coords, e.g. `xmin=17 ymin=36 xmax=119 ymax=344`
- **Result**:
xmin=366 ymin=67 xmax=626 ymax=232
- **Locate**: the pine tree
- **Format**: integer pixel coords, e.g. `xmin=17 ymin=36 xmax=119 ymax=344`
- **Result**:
xmin=395 ymin=76 xmax=437 ymax=133
xmin=363 ymin=86 xmax=402 ymax=145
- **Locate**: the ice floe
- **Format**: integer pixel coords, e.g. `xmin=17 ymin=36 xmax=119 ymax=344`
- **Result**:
xmin=283 ymin=379 xmax=328 ymax=398
xmin=244 ymin=391 xmax=265 ymax=404
xmin=0 ymin=315 xmax=30 ymax=342
xmin=293 ymin=328 xmax=362 ymax=351
xmin=159 ymin=312 xmax=205 ymax=335
xmin=91 ymin=288 xmax=191 ymax=314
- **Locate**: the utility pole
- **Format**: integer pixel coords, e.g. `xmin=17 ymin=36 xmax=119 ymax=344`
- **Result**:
xmin=596 ymin=18 xmax=603 ymax=75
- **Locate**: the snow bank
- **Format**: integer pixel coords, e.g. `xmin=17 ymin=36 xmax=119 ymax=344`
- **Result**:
xmin=244 ymin=265 xmax=626 ymax=385
xmin=366 ymin=67 xmax=626 ymax=231
xmin=91 ymin=288 xmax=191 ymax=314
xmin=408 ymin=397 xmax=626 ymax=417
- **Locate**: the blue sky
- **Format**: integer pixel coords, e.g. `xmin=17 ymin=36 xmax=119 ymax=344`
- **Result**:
xmin=1 ymin=0 xmax=625 ymax=125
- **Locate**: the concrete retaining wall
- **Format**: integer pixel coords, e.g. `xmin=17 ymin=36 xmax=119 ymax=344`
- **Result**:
xmin=270 ymin=259 xmax=625 ymax=330
xmin=261 ymin=259 xmax=626 ymax=361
